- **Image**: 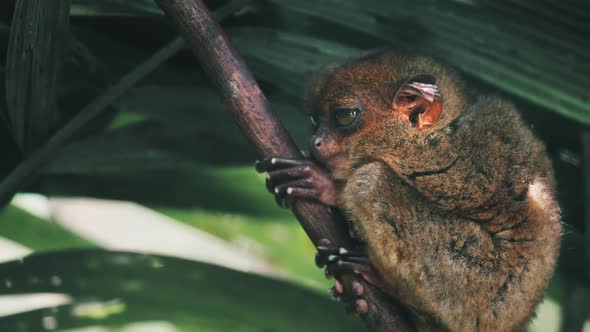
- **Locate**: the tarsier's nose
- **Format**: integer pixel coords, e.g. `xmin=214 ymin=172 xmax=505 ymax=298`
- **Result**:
xmin=310 ymin=132 xmax=332 ymax=162
xmin=310 ymin=134 xmax=323 ymax=160
xmin=313 ymin=137 xmax=322 ymax=147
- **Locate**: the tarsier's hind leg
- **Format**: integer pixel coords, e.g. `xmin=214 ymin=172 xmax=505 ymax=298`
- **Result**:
xmin=343 ymin=162 xmax=557 ymax=331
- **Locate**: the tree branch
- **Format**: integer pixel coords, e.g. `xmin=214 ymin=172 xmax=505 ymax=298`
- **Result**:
xmin=155 ymin=0 xmax=416 ymax=331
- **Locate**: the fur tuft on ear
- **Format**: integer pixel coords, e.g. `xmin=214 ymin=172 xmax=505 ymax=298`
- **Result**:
xmin=392 ymin=74 xmax=443 ymax=129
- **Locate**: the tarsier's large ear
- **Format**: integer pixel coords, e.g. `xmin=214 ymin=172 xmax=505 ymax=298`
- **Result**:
xmin=392 ymin=74 xmax=443 ymax=129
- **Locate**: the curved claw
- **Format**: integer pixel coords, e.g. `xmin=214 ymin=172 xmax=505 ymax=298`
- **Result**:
xmin=316 ymin=252 xmax=327 ymax=268
xmin=255 ymin=157 xmax=311 ymax=173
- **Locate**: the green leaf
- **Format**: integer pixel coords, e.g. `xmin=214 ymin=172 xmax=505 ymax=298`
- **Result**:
xmin=113 ymin=85 xmax=311 ymax=145
xmin=5 ymin=0 xmax=71 ymax=152
xmin=158 ymin=207 xmax=328 ymax=288
xmin=45 ymin=119 xmax=255 ymax=174
xmin=0 ymin=205 xmax=94 ymax=251
xmin=37 ymin=166 xmax=289 ymax=218
xmin=0 ymin=250 xmax=365 ymax=332
xmin=269 ymin=0 xmax=590 ymax=125
xmin=231 ymin=27 xmax=359 ymax=97
xmin=112 ymin=86 xmax=247 ymax=145
xmin=70 ymin=0 xmax=162 ymax=17
xmin=38 ymin=84 xmax=310 ymax=176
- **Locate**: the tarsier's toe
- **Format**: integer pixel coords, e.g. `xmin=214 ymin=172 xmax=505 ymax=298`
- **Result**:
xmin=331 ymin=281 xmax=369 ymax=315
xmin=329 ymin=280 xmax=345 ymax=302
xmin=354 ymin=299 xmax=369 ymax=314
xmin=334 ymin=280 xmax=344 ymax=294
xmin=344 ymin=298 xmax=369 ymax=314
xmin=325 ymin=269 xmax=334 ymax=280
xmin=316 ymin=238 xmax=332 ymax=267
xmin=315 ymin=252 xmax=327 ymax=268
xmin=351 ymin=279 xmax=364 ymax=296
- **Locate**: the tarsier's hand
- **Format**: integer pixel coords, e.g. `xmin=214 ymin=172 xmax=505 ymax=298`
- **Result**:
xmin=255 ymin=157 xmax=338 ymax=208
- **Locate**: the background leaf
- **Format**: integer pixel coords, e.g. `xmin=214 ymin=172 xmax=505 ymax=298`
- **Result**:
xmin=269 ymin=0 xmax=590 ymax=125
xmin=0 ymin=205 xmax=93 ymax=251
xmin=0 ymin=250 xmax=364 ymax=332
xmin=4 ymin=0 xmax=70 ymax=152
xmin=70 ymin=0 xmax=162 ymax=17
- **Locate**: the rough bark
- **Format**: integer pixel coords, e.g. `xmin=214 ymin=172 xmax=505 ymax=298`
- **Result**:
xmin=155 ymin=0 xmax=416 ymax=331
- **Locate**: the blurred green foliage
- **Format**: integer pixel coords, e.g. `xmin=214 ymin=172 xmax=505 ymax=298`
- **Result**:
xmin=0 ymin=250 xmax=363 ymax=331
xmin=0 ymin=205 xmax=93 ymax=251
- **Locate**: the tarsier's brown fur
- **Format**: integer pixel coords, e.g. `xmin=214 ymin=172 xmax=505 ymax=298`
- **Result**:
xmin=305 ymin=50 xmax=561 ymax=331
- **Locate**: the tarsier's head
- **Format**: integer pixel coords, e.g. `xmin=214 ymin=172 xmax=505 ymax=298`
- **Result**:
xmin=304 ymin=49 xmax=467 ymax=179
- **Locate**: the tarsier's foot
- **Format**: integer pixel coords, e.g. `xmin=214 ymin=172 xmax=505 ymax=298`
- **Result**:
xmin=316 ymin=239 xmax=386 ymax=314
xmin=255 ymin=157 xmax=338 ymax=208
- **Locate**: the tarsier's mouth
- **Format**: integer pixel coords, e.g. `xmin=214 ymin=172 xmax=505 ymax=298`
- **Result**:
xmin=320 ymin=153 xmax=347 ymax=170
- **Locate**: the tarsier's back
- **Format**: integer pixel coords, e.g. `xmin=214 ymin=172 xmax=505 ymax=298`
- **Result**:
xmin=261 ymin=49 xmax=561 ymax=331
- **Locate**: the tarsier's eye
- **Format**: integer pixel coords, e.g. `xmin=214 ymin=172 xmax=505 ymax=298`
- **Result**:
xmin=333 ymin=107 xmax=361 ymax=128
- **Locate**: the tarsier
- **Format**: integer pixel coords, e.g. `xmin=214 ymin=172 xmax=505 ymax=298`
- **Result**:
xmin=256 ymin=49 xmax=561 ymax=331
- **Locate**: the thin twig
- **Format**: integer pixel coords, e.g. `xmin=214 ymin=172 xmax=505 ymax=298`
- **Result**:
xmin=155 ymin=0 xmax=416 ymax=331
xmin=0 ymin=0 xmax=247 ymax=203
